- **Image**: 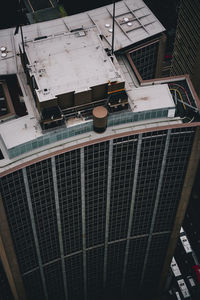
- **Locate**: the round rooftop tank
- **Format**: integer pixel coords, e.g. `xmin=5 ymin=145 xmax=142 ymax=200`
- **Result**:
xmin=92 ymin=106 xmax=108 ymax=133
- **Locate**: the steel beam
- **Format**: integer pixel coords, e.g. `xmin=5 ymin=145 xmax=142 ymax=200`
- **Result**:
xmin=51 ymin=156 xmax=68 ymax=300
xmin=122 ymin=133 xmax=142 ymax=289
xmin=103 ymin=139 xmax=113 ymax=288
xmin=140 ymin=129 xmax=171 ymax=287
xmin=22 ymin=168 xmax=48 ymax=299
xmin=80 ymin=148 xmax=87 ymax=299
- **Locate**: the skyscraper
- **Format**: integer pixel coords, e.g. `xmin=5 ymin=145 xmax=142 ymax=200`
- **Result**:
xmin=171 ymin=0 xmax=200 ymax=97
xmin=0 ymin=1 xmax=200 ymax=300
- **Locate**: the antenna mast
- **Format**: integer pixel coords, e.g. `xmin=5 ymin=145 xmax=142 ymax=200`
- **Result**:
xmin=111 ymin=1 xmax=115 ymax=55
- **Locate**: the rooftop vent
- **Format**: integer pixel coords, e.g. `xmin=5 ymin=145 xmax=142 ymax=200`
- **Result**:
xmin=38 ymin=68 xmax=46 ymax=77
xmin=70 ymin=27 xmax=84 ymax=33
xmin=0 ymin=46 xmax=7 ymax=52
xmin=1 ymin=52 xmax=7 ymax=59
xmin=76 ymin=31 xmax=86 ymax=37
xmin=1 ymin=46 xmax=7 ymax=59
xmin=34 ymin=36 xmax=48 ymax=41
xmin=42 ymin=88 xmax=50 ymax=95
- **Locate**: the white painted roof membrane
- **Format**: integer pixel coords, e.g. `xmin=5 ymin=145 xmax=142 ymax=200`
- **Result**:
xmin=25 ymin=27 xmax=121 ymax=102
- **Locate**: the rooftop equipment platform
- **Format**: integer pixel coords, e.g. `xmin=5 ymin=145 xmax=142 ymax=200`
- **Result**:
xmin=24 ymin=26 xmax=123 ymax=110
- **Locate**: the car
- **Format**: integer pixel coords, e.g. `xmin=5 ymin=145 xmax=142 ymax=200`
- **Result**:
xmin=171 ymin=257 xmax=181 ymax=277
xmin=180 ymin=235 xmax=192 ymax=254
xmin=192 ymin=265 xmax=200 ymax=283
xmin=177 ymin=279 xmax=190 ymax=298
xmin=187 ymin=275 xmax=196 ymax=287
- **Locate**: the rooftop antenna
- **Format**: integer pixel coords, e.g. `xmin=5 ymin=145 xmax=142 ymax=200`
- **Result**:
xmin=111 ymin=1 xmax=116 ymax=55
xmin=14 ymin=24 xmax=25 ymax=58
xmin=14 ymin=0 xmax=26 ymax=71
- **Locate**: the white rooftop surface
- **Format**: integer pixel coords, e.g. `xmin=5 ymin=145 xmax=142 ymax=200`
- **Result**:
xmin=26 ymin=27 xmax=120 ymax=102
xmin=130 ymin=84 xmax=175 ymax=112
xmin=20 ymin=0 xmax=165 ymax=50
xmin=0 ymin=28 xmax=17 ymax=75
xmin=0 ymin=116 xmax=42 ymax=149
xmin=0 ymin=0 xmax=165 ymax=77
xmin=0 ymin=0 xmax=169 ymax=158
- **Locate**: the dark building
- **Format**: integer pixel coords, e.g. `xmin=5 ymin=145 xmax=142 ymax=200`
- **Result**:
xmin=0 ymin=259 xmax=14 ymax=300
xmin=0 ymin=1 xmax=200 ymax=300
xmin=171 ymin=0 xmax=200 ymax=97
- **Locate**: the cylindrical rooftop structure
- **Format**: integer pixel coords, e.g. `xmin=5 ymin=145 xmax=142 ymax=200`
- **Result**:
xmin=92 ymin=106 xmax=108 ymax=133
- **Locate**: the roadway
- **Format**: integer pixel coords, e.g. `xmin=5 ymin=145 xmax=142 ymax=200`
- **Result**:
xmin=168 ymin=227 xmax=200 ymax=300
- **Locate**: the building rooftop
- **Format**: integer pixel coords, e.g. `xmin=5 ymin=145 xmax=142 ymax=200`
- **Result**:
xmin=26 ymin=27 xmax=121 ymax=103
xmin=129 ymin=84 xmax=175 ymax=112
xmin=0 ymin=115 xmax=42 ymax=150
xmin=0 ymin=0 xmax=199 ymax=173
xmin=0 ymin=0 xmax=165 ymax=76
xmin=22 ymin=0 xmax=165 ymax=50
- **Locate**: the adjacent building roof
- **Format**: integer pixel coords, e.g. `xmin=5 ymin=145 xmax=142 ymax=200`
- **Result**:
xmin=0 ymin=0 xmax=165 ymax=77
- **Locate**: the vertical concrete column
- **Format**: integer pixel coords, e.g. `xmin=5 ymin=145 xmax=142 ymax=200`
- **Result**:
xmin=103 ymin=139 xmax=113 ymax=288
xmin=51 ymin=156 xmax=68 ymax=300
xmin=140 ymin=129 xmax=171 ymax=287
xmin=22 ymin=168 xmax=48 ymax=299
xmin=122 ymin=133 xmax=142 ymax=289
xmin=80 ymin=148 xmax=87 ymax=300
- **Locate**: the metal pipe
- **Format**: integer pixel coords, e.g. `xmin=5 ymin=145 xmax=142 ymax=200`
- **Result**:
xmin=111 ymin=1 xmax=115 ymax=55
xmin=20 ymin=25 xmax=25 ymax=56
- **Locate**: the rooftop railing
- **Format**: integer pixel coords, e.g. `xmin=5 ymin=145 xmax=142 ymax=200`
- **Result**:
xmin=6 ymin=108 xmax=170 ymax=158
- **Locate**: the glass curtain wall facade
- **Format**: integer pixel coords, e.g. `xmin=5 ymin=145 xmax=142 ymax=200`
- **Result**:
xmin=0 ymin=126 xmax=196 ymax=300
xmin=129 ymin=41 xmax=159 ymax=80
xmin=171 ymin=0 xmax=200 ymax=96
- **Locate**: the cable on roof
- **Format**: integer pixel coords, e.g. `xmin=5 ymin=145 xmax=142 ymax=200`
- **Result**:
xmin=168 ymin=83 xmax=192 ymax=106
xmin=170 ymin=88 xmax=186 ymax=110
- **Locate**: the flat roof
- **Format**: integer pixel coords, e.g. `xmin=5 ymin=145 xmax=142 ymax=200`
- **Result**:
xmin=25 ymin=27 xmax=121 ymax=102
xmin=130 ymin=84 xmax=175 ymax=112
xmin=0 ymin=28 xmax=17 ymax=75
xmin=0 ymin=0 xmax=165 ymax=77
xmin=0 ymin=0 xmax=183 ymax=167
xmin=0 ymin=115 xmax=42 ymax=149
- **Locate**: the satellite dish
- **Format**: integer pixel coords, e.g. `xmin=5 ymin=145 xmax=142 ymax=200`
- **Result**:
xmin=0 ymin=46 xmax=7 ymax=52
xmin=123 ymin=17 xmax=129 ymax=22
xmin=1 ymin=52 xmax=7 ymax=58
